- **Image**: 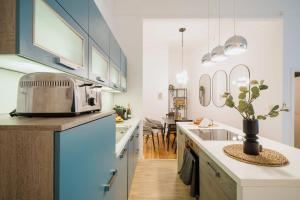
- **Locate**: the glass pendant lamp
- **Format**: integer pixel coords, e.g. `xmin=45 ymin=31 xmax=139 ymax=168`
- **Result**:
xmin=224 ymin=0 xmax=247 ymax=55
xmin=202 ymin=0 xmax=214 ymax=66
xmin=176 ymin=28 xmax=189 ymax=85
xmin=211 ymin=0 xmax=227 ymax=62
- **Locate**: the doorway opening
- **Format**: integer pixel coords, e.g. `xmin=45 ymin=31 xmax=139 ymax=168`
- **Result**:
xmin=294 ymin=72 xmax=300 ymax=149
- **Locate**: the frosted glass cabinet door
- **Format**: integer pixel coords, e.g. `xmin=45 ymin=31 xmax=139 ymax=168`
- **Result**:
xmin=110 ymin=62 xmax=120 ymax=89
xmin=120 ymin=75 xmax=127 ymax=91
xmin=34 ymin=0 xmax=84 ymax=69
xmin=89 ymin=39 xmax=109 ymax=85
xmin=18 ymin=0 xmax=88 ymax=77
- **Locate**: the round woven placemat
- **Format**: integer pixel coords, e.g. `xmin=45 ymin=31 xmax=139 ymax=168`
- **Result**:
xmin=223 ymin=144 xmax=289 ymax=167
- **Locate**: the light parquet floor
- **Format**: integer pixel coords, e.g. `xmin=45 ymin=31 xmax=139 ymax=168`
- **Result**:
xmin=128 ymin=159 xmax=194 ymax=200
xmin=143 ymin=133 xmax=177 ymax=159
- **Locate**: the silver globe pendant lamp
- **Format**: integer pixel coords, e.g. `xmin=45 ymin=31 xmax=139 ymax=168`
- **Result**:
xmin=224 ymin=0 xmax=247 ymax=55
xmin=202 ymin=0 xmax=214 ymax=66
xmin=176 ymin=28 xmax=189 ymax=85
xmin=211 ymin=0 xmax=227 ymax=62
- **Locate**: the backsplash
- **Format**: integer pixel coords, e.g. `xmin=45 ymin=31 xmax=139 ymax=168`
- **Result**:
xmin=0 ymin=68 xmax=114 ymax=114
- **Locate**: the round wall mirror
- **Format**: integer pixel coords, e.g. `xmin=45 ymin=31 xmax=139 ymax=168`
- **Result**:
xmin=199 ymin=74 xmax=211 ymax=107
xmin=212 ymin=70 xmax=228 ymax=107
xmin=229 ymin=64 xmax=251 ymax=99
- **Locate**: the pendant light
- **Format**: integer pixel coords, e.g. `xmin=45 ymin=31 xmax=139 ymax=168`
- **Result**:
xmin=176 ymin=28 xmax=189 ymax=85
xmin=211 ymin=0 xmax=227 ymax=62
xmin=224 ymin=0 xmax=247 ymax=55
xmin=202 ymin=0 xmax=214 ymax=66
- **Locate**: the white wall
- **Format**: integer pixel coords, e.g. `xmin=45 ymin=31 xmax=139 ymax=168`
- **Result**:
xmin=185 ymin=20 xmax=283 ymax=141
xmin=0 ymin=69 xmax=24 ymax=114
xmin=142 ymin=44 xmax=169 ymax=120
xmin=282 ymin=14 xmax=300 ymax=145
xmin=99 ymin=0 xmax=300 ymax=144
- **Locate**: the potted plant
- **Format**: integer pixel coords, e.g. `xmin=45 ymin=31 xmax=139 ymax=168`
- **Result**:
xmin=223 ymin=80 xmax=289 ymax=155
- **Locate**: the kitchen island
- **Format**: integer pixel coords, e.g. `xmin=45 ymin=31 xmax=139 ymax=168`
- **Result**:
xmin=177 ymin=121 xmax=300 ymax=200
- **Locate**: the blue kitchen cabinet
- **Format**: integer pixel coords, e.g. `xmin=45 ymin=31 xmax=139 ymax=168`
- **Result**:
xmin=133 ymin=126 xmax=140 ymax=169
xmin=55 ymin=115 xmax=117 ymax=200
xmin=55 ymin=0 xmax=89 ymax=32
xmin=18 ymin=0 xmax=89 ymax=77
xmin=121 ymin=50 xmax=127 ymax=76
xmin=120 ymin=50 xmax=127 ymax=91
xmin=89 ymin=0 xmax=110 ymax=55
xmin=109 ymin=33 xmax=121 ymax=68
xmin=127 ymin=134 xmax=135 ymax=192
xmin=89 ymin=38 xmax=110 ymax=85
xmin=115 ymin=145 xmax=129 ymax=200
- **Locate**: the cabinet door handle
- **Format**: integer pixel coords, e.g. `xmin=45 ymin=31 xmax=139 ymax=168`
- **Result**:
xmin=79 ymin=83 xmax=93 ymax=87
xmin=56 ymin=57 xmax=81 ymax=70
xmin=206 ymin=161 xmax=221 ymax=178
xmin=103 ymin=169 xmax=118 ymax=192
xmin=135 ymin=134 xmax=139 ymax=138
xmin=120 ymin=148 xmax=127 ymax=159
xmin=113 ymin=84 xmax=118 ymax=89
xmin=130 ymin=135 xmax=134 ymax=141
xmin=96 ymin=76 xmax=105 ymax=83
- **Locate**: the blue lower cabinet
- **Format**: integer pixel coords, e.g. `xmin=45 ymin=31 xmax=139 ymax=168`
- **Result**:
xmin=115 ymin=146 xmax=129 ymax=200
xmin=134 ymin=127 xmax=140 ymax=169
xmin=55 ymin=115 xmax=116 ymax=200
xmin=127 ymin=134 xmax=135 ymax=193
xmin=18 ymin=0 xmax=89 ymax=77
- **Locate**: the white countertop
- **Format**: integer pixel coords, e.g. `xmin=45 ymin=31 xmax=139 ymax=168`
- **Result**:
xmin=177 ymin=121 xmax=300 ymax=187
xmin=115 ymin=118 xmax=140 ymax=157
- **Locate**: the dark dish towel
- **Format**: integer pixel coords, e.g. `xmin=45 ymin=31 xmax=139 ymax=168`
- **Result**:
xmin=179 ymin=148 xmax=194 ymax=184
xmin=179 ymin=148 xmax=200 ymax=197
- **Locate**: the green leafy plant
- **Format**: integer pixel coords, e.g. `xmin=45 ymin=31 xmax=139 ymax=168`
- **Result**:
xmin=223 ymin=80 xmax=289 ymax=120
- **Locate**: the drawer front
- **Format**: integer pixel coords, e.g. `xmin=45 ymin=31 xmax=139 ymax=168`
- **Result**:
xmin=134 ymin=126 xmax=140 ymax=169
xmin=115 ymin=146 xmax=128 ymax=200
xmin=18 ymin=0 xmax=88 ymax=77
xmin=127 ymin=134 xmax=135 ymax=192
xmin=55 ymin=115 xmax=116 ymax=200
xmin=199 ymin=150 xmax=237 ymax=200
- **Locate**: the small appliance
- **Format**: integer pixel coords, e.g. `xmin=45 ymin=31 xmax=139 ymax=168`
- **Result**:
xmin=14 ymin=72 xmax=102 ymax=116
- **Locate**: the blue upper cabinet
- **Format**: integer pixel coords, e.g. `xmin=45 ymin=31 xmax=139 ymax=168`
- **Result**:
xmin=55 ymin=115 xmax=116 ymax=200
xmin=89 ymin=0 xmax=110 ymax=55
xmin=121 ymin=50 xmax=127 ymax=75
xmin=109 ymin=33 xmax=121 ymax=68
xmin=18 ymin=0 xmax=89 ymax=77
xmin=56 ymin=0 xmax=89 ymax=32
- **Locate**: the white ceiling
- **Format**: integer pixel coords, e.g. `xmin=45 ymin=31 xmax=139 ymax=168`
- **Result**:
xmin=143 ymin=18 xmax=280 ymax=49
xmin=113 ymin=0 xmax=300 ymax=18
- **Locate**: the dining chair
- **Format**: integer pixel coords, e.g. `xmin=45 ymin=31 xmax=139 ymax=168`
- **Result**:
xmin=143 ymin=121 xmax=160 ymax=150
xmin=145 ymin=118 xmax=165 ymax=145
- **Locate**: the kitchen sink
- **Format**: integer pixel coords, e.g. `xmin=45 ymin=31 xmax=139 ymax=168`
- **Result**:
xmin=116 ymin=124 xmax=132 ymax=143
xmin=189 ymin=129 xmax=243 ymax=141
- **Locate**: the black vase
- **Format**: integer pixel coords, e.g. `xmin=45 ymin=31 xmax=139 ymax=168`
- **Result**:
xmin=243 ymin=119 xmax=260 ymax=155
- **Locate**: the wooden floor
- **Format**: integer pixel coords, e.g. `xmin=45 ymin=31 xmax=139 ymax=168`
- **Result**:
xmin=143 ymin=133 xmax=177 ymax=159
xmin=129 ymin=159 xmax=194 ymax=200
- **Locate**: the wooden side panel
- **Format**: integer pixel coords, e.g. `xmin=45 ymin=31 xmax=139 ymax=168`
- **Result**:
xmin=0 ymin=0 xmax=16 ymax=53
xmin=0 ymin=130 xmax=54 ymax=200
